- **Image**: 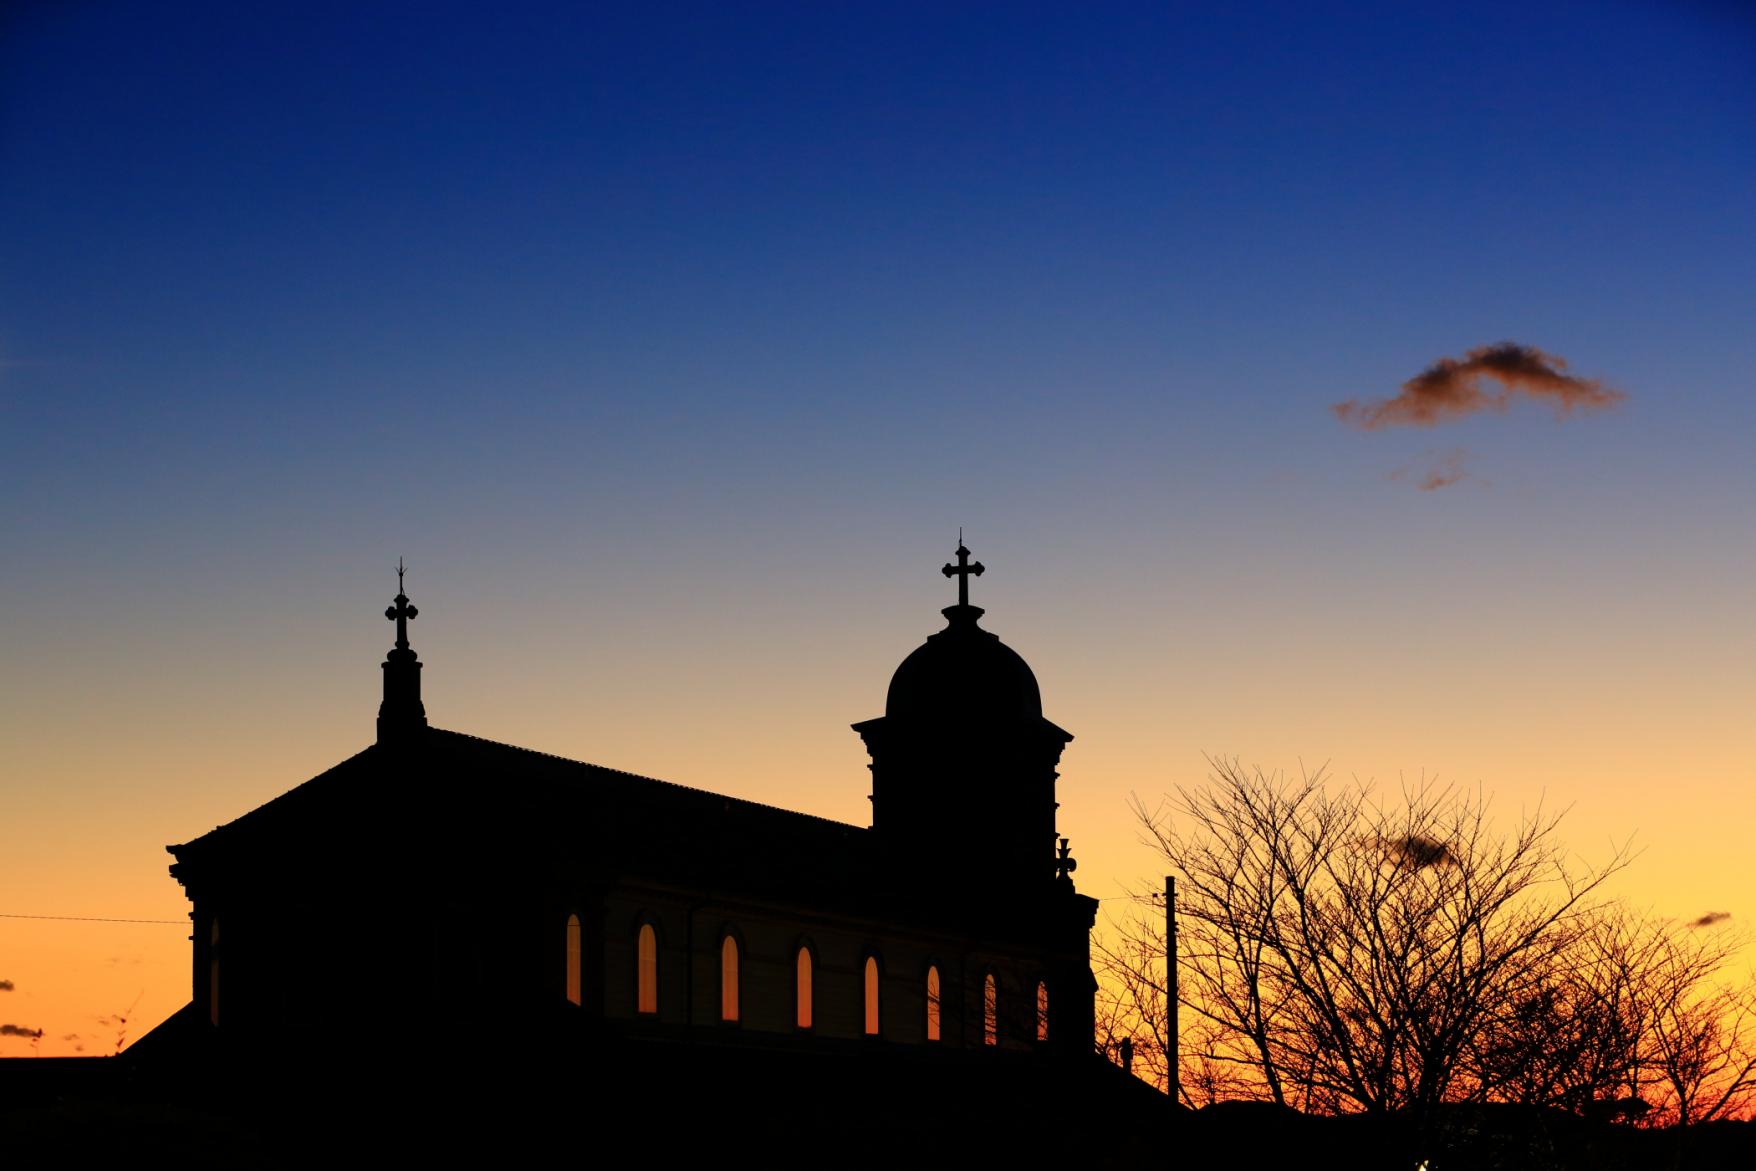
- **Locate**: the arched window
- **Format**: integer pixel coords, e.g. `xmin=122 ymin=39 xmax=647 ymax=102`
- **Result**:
xmin=983 ymin=973 xmax=998 ymax=1046
xmin=208 ymin=917 xmax=221 ymax=1027
xmin=864 ymin=956 xmax=881 ymax=1036
xmin=565 ymin=913 xmax=583 ymax=1006
xmin=637 ymin=923 xmax=659 ymax=1015
xmin=795 ymin=946 xmax=814 ymax=1029
xmin=1036 ymin=980 xmax=1049 ymax=1042
xmin=721 ymin=935 xmax=740 ymax=1023
xmin=925 ymin=966 xmax=941 ymax=1042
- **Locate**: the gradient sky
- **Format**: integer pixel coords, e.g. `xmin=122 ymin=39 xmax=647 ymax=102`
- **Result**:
xmin=3 ymin=1 xmax=1753 ymax=1055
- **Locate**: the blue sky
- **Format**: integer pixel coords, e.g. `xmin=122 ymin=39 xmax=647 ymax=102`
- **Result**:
xmin=8 ymin=6 xmax=1752 ymax=455
xmin=6 ymin=2 xmax=1751 ymax=636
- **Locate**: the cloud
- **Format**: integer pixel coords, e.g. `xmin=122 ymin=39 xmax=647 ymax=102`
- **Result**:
xmin=0 ymin=979 xmax=13 ymax=992
xmin=0 ymin=1024 xmax=42 ymax=1038
xmin=1384 ymin=834 xmax=1456 ymax=869
xmin=1688 ymin=911 xmax=1732 ymax=928
xmin=1387 ymin=448 xmax=1477 ymax=491
xmin=1335 ymin=342 xmax=1624 ymax=430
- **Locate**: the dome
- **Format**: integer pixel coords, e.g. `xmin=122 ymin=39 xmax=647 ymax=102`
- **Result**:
xmin=884 ymin=604 xmax=1043 ymax=723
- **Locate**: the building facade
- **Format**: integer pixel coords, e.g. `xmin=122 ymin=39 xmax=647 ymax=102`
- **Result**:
xmin=166 ymin=546 xmax=1099 ymax=1070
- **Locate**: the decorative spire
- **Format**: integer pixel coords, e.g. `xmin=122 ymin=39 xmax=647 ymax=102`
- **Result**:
xmin=377 ymin=560 xmax=427 ymax=744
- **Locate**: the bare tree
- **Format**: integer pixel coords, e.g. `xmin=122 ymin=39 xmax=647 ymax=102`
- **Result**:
xmin=1094 ymin=916 xmax=1172 ymax=1092
xmin=1466 ymin=904 xmax=1651 ymax=1114
xmin=1637 ymin=922 xmax=1756 ymax=1126
xmin=1095 ymin=758 xmax=1633 ymax=1122
xmin=1460 ymin=902 xmax=1756 ymax=1126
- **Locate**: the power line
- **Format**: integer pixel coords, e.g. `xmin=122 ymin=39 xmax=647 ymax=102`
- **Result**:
xmin=9 ymin=899 xmax=1142 ymax=920
xmin=0 ymin=912 xmax=185 ymax=925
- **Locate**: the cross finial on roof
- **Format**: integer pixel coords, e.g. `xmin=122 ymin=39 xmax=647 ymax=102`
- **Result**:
xmin=941 ymin=540 xmax=984 ymax=608
xmin=377 ymin=560 xmax=427 ymax=743
xmin=385 ymin=561 xmax=418 ymax=651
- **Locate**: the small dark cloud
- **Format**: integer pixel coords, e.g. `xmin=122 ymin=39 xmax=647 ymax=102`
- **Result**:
xmin=1384 ymin=834 xmax=1456 ymax=869
xmin=1335 ymin=342 xmax=1624 ymax=430
xmin=0 ymin=979 xmax=13 ymax=992
xmin=0 ymin=1024 xmax=42 ymax=1038
xmin=61 ymin=1033 xmax=81 ymax=1041
xmin=1688 ymin=911 xmax=1732 ymax=928
xmin=1387 ymin=448 xmax=1477 ymax=492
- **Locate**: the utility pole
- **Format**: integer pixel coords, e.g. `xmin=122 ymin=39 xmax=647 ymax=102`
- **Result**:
xmin=1166 ymin=874 xmax=1179 ymax=1109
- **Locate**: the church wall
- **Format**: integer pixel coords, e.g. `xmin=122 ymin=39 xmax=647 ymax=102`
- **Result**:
xmin=591 ymin=883 xmax=1078 ymax=1053
xmin=173 ymin=853 xmax=1092 ymax=1063
xmin=186 ymin=885 xmax=332 ymax=1038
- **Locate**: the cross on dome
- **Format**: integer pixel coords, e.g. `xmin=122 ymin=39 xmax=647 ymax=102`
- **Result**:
xmin=941 ymin=542 xmax=985 ymax=608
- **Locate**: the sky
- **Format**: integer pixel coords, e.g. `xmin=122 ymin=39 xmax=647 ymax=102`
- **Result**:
xmin=2 ymin=0 xmax=1753 ymax=1055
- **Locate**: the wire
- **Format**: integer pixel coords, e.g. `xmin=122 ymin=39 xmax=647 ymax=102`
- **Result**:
xmin=0 ymin=912 xmax=185 ymax=925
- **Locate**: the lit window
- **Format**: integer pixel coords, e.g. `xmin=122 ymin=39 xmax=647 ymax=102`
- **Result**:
xmin=721 ymin=935 xmax=740 ymax=1023
xmin=1036 ymin=980 xmax=1049 ymax=1042
xmin=983 ymin=973 xmax=998 ymax=1046
xmin=925 ymin=966 xmax=941 ymax=1042
xmin=637 ymin=923 xmax=658 ymax=1014
xmin=796 ymin=946 xmax=814 ymax=1029
xmin=864 ymin=956 xmax=881 ymax=1036
xmin=565 ymin=914 xmax=583 ymax=1006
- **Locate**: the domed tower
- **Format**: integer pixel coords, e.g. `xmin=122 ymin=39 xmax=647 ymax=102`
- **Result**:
xmin=853 ymin=543 xmax=1073 ymax=897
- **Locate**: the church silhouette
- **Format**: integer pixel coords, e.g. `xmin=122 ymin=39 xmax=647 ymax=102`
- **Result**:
xmin=136 ymin=546 xmax=1153 ymax=1160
